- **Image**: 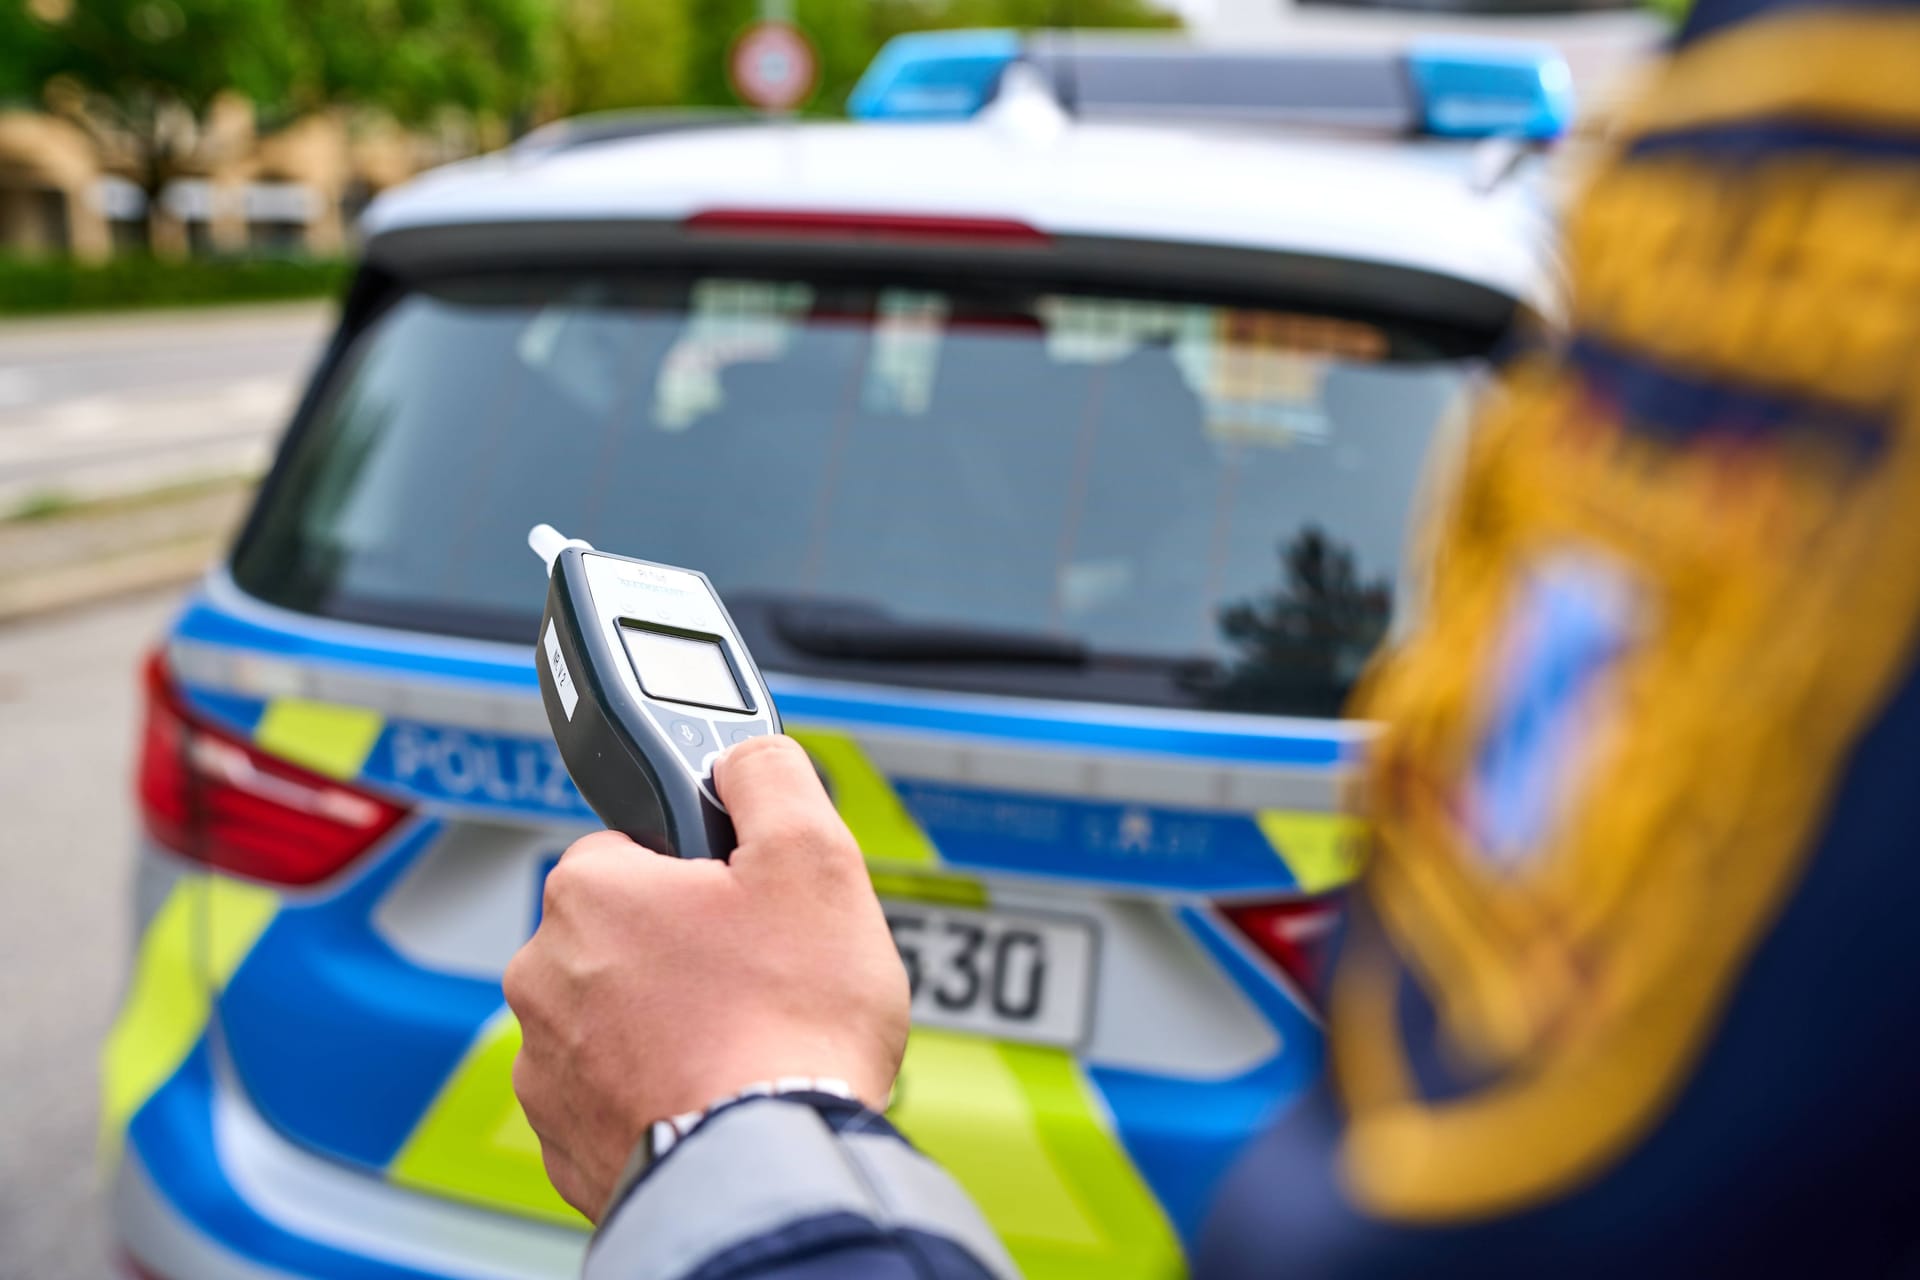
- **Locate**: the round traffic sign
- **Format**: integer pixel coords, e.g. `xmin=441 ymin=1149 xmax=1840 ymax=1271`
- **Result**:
xmin=729 ymin=20 xmax=818 ymax=112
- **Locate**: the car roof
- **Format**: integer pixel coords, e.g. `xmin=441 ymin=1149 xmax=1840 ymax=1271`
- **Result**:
xmin=362 ymin=117 xmax=1550 ymax=305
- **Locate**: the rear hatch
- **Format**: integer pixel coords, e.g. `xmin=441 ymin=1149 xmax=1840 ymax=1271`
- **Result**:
xmin=158 ymin=234 xmax=1510 ymax=1276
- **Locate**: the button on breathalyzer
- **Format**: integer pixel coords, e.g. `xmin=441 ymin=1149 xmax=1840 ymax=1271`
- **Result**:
xmin=529 ymin=524 xmax=780 ymax=860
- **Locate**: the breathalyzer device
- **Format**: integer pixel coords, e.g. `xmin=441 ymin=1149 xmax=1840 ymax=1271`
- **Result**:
xmin=529 ymin=524 xmax=780 ymax=860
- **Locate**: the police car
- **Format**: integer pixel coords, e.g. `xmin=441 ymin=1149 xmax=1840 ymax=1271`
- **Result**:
xmin=106 ymin=34 xmax=1558 ymax=1280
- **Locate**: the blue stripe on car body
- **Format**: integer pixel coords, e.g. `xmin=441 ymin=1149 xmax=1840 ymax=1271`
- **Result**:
xmin=216 ymin=820 xmax=508 ymax=1169
xmin=896 ymin=780 xmax=1308 ymax=894
xmin=129 ymin=1040 xmax=463 ymax=1280
xmin=175 ymin=592 xmax=1363 ymax=767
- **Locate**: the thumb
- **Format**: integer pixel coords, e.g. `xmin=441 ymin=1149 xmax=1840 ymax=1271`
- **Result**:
xmin=713 ymin=734 xmax=862 ymax=882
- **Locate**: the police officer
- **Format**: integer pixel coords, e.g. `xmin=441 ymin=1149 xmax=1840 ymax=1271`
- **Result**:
xmin=504 ymin=0 xmax=1920 ymax=1272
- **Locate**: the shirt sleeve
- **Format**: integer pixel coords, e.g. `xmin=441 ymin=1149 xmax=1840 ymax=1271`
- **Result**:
xmin=585 ymin=1095 xmax=1020 ymax=1280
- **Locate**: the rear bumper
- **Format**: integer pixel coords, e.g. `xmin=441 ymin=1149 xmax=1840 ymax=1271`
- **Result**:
xmin=106 ymin=864 xmax=1319 ymax=1280
xmin=111 ymin=1037 xmax=585 ymax=1280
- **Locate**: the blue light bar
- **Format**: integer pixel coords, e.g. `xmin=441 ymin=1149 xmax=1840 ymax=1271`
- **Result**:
xmin=1405 ymin=41 xmax=1575 ymax=141
xmin=849 ymin=31 xmax=1576 ymax=141
xmin=848 ymin=30 xmax=1020 ymax=122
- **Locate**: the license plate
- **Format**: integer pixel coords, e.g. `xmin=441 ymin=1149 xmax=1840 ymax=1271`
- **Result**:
xmin=882 ymin=902 xmax=1096 ymax=1048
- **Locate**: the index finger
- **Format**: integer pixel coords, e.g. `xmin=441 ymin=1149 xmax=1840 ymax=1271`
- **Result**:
xmin=713 ymin=734 xmax=858 ymax=872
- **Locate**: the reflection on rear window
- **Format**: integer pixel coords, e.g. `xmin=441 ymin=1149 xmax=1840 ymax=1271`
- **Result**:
xmin=237 ymin=271 xmax=1486 ymax=716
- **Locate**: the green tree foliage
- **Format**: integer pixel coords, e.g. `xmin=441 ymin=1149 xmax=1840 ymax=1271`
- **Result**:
xmin=551 ymin=0 xmax=691 ymax=115
xmin=682 ymin=0 xmax=772 ymax=110
xmin=25 ymin=0 xmax=549 ymax=245
xmin=41 ymin=0 xmax=302 ymax=123
xmin=6 ymin=0 xmax=1182 ymax=250
xmin=910 ymin=0 xmax=1180 ymax=29
xmin=288 ymin=0 xmax=551 ymax=126
xmin=30 ymin=0 xmax=302 ymax=224
xmin=0 ymin=1 xmax=54 ymax=104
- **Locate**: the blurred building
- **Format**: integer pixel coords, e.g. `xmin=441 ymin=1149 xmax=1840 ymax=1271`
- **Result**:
xmin=0 ymin=95 xmax=465 ymax=260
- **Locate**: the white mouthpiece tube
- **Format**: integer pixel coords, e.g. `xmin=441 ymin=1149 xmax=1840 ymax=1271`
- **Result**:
xmin=528 ymin=523 xmax=593 ymax=574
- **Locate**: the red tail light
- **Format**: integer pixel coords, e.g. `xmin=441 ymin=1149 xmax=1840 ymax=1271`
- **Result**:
xmin=118 ymin=1249 xmax=170 ymax=1280
xmin=136 ymin=651 xmax=408 ymax=886
xmin=1222 ymin=898 xmax=1344 ymax=1009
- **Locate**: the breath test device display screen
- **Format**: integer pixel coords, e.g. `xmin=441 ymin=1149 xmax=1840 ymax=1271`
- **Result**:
xmin=530 ymin=523 xmax=780 ymax=861
xmin=619 ymin=625 xmax=749 ymax=713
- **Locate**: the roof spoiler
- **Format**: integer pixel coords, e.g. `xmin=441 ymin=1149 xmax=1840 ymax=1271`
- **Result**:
xmin=513 ymin=109 xmax=758 ymax=157
xmin=848 ymin=30 xmax=1574 ymax=141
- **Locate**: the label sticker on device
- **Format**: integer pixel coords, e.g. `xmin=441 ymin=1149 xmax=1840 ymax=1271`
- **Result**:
xmin=545 ymin=620 xmax=579 ymax=720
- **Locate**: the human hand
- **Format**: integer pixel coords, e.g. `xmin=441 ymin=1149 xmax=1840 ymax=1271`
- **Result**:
xmin=503 ymin=734 xmax=910 ymax=1221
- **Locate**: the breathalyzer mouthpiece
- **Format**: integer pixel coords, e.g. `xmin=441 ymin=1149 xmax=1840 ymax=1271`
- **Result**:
xmin=528 ymin=523 xmax=593 ymax=575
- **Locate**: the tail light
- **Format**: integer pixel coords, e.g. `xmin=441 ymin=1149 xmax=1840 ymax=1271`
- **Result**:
xmin=118 ymin=1250 xmax=169 ymax=1280
xmin=1222 ymin=898 xmax=1345 ymax=1010
xmin=137 ymin=651 xmax=408 ymax=886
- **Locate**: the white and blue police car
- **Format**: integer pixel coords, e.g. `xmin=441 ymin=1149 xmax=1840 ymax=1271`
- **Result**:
xmin=108 ymin=34 xmax=1559 ymax=1280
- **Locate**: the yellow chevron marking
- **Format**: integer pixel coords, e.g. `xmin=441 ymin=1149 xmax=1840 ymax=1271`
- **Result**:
xmin=254 ymin=698 xmax=386 ymax=780
xmin=890 ymin=1030 xmax=1184 ymax=1280
xmin=788 ymin=726 xmax=941 ymax=867
xmin=869 ymin=869 xmax=989 ymax=908
xmin=388 ymin=1011 xmax=587 ymax=1229
xmin=99 ymin=874 xmax=278 ymax=1168
xmin=1257 ymin=810 xmax=1366 ymax=893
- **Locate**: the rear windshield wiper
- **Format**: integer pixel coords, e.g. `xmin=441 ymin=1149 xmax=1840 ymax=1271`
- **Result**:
xmin=771 ymin=601 xmax=1088 ymax=667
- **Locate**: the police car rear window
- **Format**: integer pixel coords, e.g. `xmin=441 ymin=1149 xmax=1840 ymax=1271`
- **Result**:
xmin=235 ymin=270 xmax=1488 ymax=716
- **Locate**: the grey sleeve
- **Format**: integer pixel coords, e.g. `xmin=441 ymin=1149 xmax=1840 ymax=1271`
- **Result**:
xmin=584 ymin=1098 xmax=1021 ymax=1280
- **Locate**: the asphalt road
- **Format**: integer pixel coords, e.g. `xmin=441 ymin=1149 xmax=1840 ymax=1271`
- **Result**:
xmin=0 ymin=588 xmax=183 ymax=1280
xmin=0 ymin=304 xmax=332 ymax=512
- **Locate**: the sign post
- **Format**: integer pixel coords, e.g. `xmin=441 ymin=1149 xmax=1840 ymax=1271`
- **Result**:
xmin=728 ymin=17 xmax=818 ymax=115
